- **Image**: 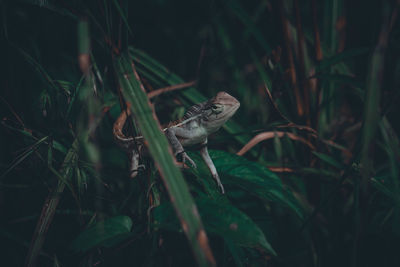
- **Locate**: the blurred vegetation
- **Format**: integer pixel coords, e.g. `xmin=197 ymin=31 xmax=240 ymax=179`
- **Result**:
xmin=1 ymin=0 xmax=400 ymax=266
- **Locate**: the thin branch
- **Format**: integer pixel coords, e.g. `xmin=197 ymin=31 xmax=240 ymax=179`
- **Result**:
xmin=267 ymin=167 xmax=294 ymax=172
xmin=147 ymin=81 xmax=197 ymax=99
xmin=237 ymin=131 xmax=315 ymax=156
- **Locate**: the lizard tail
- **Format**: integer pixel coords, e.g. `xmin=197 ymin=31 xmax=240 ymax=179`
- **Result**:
xmin=113 ymin=107 xmax=136 ymax=150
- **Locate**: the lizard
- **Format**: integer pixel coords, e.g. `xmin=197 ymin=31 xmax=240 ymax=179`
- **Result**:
xmin=113 ymin=91 xmax=240 ymax=194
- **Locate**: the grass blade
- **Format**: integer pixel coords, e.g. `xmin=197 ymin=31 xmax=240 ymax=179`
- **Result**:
xmin=360 ymin=2 xmax=392 ymax=194
xmin=114 ymin=53 xmax=216 ymax=267
xmin=25 ymin=140 xmax=78 ymax=267
xmin=1 ymin=136 xmax=48 ymax=179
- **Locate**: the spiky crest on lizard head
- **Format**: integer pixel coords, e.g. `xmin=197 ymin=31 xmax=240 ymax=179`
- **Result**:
xmin=168 ymin=91 xmax=240 ymax=131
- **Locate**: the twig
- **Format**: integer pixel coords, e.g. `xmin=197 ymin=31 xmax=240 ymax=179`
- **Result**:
xmin=147 ymin=81 xmax=197 ymax=99
xmin=267 ymin=167 xmax=294 ymax=173
xmin=276 ymin=124 xmax=318 ymax=135
xmin=237 ymin=131 xmax=315 ymax=156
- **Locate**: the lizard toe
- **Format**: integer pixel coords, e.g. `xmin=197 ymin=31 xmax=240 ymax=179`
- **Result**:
xmin=179 ymin=152 xmax=197 ymax=168
xmin=185 ymin=154 xmax=197 ymax=168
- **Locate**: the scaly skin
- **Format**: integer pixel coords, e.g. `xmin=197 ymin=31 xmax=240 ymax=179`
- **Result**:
xmin=113 ymin=91 xmax=240 ymax=193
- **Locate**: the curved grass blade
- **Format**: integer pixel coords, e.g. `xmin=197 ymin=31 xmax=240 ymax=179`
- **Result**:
xmin=113 ymin=53 xmax=216 ymax=267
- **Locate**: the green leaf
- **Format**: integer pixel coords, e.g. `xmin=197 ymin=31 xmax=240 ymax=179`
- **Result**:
xmin=70 ymin=215 xmax=133 ymax=252
xmin=198 ymin=198 xmax=276 ymax=255
xmin=154 ymin=197 xmax=277 ymax=256
xmin=210 ymin=150 xmax=304 ymax=220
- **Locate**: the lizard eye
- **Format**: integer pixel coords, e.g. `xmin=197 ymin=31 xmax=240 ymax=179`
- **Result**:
xmin=210 ymin=104 xmax=222 ymax=114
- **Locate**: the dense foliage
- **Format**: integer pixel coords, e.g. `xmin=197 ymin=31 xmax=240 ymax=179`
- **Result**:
xmin=1 ymin=0 xmax=400 ymax=266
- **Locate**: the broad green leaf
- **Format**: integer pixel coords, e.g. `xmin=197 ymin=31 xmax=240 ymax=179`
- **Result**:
xmin=210 ymin=150 xmax=304 ymax=220
xmin=70 ymin=215 xmax=133 ymax=252
xmin=154 ymin=197 xmax=277 ymax=256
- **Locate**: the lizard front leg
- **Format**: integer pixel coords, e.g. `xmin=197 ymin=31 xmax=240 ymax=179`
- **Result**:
xmin=165 ymin=127 xmax=197 ymax=168
xmin=200 ymin=140 xmax=225 ymax=194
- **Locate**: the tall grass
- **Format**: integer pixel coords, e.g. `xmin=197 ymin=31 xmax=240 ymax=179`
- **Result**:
xmin=1 ymin=0 xmax=400 ymax=266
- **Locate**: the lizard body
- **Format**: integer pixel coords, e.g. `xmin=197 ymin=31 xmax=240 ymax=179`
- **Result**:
xmin=113 ymin=91 xmax=240 ymax=193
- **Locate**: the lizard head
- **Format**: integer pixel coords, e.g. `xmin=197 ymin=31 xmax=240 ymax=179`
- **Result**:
xmin=202 ymin=91 xmax=240 ymax=133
